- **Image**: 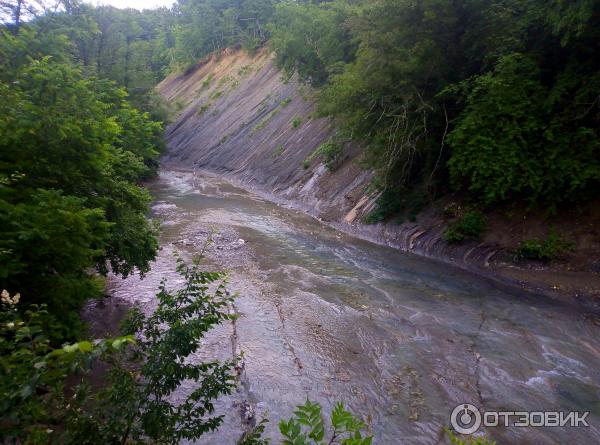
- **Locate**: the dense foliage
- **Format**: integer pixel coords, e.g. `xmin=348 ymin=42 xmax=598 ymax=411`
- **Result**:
xmin=268 ymin=0 xmax=600 ymax=217
xmin=173 ymin=0 xmax=276 ymax=67
xmin=6 ymin=1 xmax=597 ymax=221
xmin=0 ymin=9 xmax=163 ymax=339
xmin=0 ymin=290 xmax=136 ymax=442
xmin=268 ymin=0 xmax=353 ymax=86
xmin=0 ymin=259 xmax=236 ymax=444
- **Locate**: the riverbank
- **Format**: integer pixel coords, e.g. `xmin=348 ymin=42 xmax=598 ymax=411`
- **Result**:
xmin=184 ymin=167 xmax=600 ymax=318
xmin=157 ymin=47 xmax=600 ymax=312
xmin=91 ymin=170 xmax=600 ymax=444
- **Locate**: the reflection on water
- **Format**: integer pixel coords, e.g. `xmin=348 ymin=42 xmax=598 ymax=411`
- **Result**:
xmin=102 ymin=170 xmax=600 ymax=444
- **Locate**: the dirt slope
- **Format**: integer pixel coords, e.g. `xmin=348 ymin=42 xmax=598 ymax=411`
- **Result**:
xmin=157 ymin=47 xmax=600 ymax=309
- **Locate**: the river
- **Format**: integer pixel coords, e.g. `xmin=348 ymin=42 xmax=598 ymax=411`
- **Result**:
xmin=91 ymin=170 xmax=600 ymax=444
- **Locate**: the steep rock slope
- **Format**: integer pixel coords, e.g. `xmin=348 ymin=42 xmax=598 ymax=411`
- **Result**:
xmin=158 ymin=47 xmax=374 ymax=223
xmin=158 ymin=47 xmax=600 ymax=308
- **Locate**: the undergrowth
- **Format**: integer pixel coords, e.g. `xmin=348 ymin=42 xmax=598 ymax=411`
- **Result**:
xmin=302 ymin=140 xmax=343 ymax=170
xmin=517 ymin=230 xmax=572 ymax=261
xmin=443 ymin=210 xmax=486 ymax=243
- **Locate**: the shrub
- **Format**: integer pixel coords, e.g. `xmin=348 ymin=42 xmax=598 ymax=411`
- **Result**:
xmin=197 ymin=103 xmax=211 ymax=115
xmin=303 ymin=140 xmax=343 ymax=171
xmin=200 ymin=73 xmax=214 ymax=90
xmin=238 ymin=65 xmax=252 ymax=77
xmin=292 ymin=116 xmax=302 ymax=128
xmin=443 ymin=211 xmax=486 ymax=243
xmin=218 ymin=75 xmax=233 ymax=87
xmin=0 ymin=258 xmax=236 ymax=444
xmin=517 ymin=230 xmax=572 ymax=261
xmin=319 ymin=141 xmax=343 ymax=169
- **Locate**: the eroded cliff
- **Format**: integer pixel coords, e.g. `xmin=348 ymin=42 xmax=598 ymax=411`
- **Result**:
xmin=158 ymin=47 xmax=600 ymax=308
xmin=158 ymin=47 xmax=375 ymax=224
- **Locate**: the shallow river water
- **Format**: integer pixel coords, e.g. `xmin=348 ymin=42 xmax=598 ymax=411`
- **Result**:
xmin=96 ymin=170 xmax=600 ymax=444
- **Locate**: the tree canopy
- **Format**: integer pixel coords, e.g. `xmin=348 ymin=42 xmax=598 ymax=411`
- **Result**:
xmin=269 ymin=0 xmax=600 ymax=216
xmin=0 ymin=8 xmax=164 ymax=339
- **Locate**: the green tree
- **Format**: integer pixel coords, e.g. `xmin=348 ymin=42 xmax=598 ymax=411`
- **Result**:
xmin=448 ymin=49 xmax=600 ymax=207
xmin=268 ymin=0 xmax=353 ymax=85
xmin=271 ymin=0 xmax=600 ymax=216
xmin=0 ymin=259 xmax=236 ymax=444
xmin=173 ymin=0 xmax=276 ymax=68
xmin=65 ymin=258 xmax=236 ymax=444
xmin=0 ymin=30 xmax=162 ymax=339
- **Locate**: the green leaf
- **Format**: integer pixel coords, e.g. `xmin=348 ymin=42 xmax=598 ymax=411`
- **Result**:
xmin=77 ymin=341 xmax=93 ymax=352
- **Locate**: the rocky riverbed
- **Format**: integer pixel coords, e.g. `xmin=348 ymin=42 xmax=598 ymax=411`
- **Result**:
xmin=85 ymin=170 xmax=600 ymax=444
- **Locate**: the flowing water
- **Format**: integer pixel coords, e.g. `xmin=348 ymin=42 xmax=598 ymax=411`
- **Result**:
xmin=92 ymin=170 xmax=600 ymax=444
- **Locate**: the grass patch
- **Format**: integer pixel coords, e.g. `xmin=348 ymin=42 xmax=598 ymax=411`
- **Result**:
xmin=272 ymin=144 xmax=285 ymax=158
xmin=174 ymin=100 xmax=185 ymax=111
xmin=196 ymin=103 xmax=211 ymax=116
xmin=281 ymin=97 xmax=292 ymax=106
xmin=238 ymin=65 xmax=252 ymax=77
xmin=251 ymin=107 xmax=282 ymax=135
xmin=218 ymin=75 xmax=233 ymax=87
xmin=446 ymin=429 xmax=496 ymax=445
xmin=292 ymin=116 xmax=302 ymax=128
xmin=443 ymin=210 xmax=486 ymax=243
xmin=200 ymin=73 xmax=214 ymax=90
xmin=302 ymin=140 xmax=343 ymax=171
xmin=517 ymin=230 xmax=572 ymax=261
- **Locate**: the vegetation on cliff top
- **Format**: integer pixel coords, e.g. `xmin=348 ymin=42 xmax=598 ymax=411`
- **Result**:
xmin=268 ymin=0 xmax=600 ymax=217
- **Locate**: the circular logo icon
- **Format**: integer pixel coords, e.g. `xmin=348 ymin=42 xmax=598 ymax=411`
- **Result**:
xmin=451 ymin=404 xmax=482 ymax=435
